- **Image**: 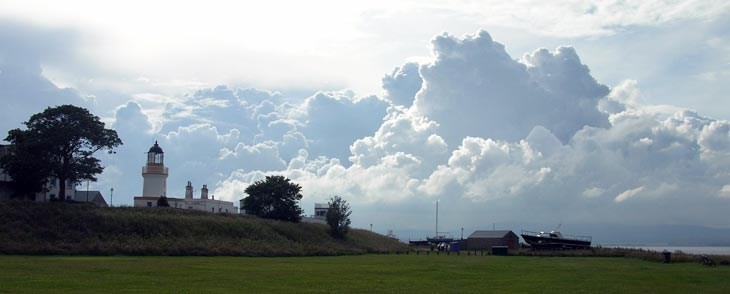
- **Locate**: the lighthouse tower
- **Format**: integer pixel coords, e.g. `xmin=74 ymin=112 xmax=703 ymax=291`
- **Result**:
xmin=142 ymin=141 xmax=168 ymax=197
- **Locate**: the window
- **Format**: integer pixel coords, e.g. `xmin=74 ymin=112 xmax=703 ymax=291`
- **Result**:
xmin=147 ymin=152 xmax=164 ymax=164
xmin=147 ymin=202 xmax=152 ymax=207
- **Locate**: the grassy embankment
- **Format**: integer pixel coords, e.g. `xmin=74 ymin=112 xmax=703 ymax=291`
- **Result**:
xmin=0 ymin=201 xmax=407 ymax=256
xmin=0 ymin=254 xmax=728 ymax=293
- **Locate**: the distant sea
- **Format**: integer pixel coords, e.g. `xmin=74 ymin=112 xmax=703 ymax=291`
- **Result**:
xmin=607 ymin=246 xmax=730 ymax=255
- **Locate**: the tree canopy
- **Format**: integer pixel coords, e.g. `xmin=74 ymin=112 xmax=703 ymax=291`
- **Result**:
xmin=326 ymin=195 xmax=352 ymax=238
xmin=0 ymin=136 xmax=49 ymax=199
xmin=242 ymin=175 xmax=303 ymax=222
xmin=1 ymin=105 xmax=122 ymax=200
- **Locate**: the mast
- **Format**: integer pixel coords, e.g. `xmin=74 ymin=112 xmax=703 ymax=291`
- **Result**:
xmin=435 ymin=201 xmax=439 ymax=237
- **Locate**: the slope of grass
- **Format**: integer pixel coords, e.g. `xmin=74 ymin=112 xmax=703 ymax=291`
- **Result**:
xmin=0 ymin=254 xmax=727 ymax=293
xmin=0 ymin=201 xmax=407 ymax=256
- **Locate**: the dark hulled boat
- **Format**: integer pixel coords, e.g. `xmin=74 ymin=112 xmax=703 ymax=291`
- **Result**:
xmin=521 ymin=230 xmax=592 ymax=249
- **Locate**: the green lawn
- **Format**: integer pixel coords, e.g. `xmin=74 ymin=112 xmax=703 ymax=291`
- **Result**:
xmin=0 ymin=254 xmax=727 ymax=293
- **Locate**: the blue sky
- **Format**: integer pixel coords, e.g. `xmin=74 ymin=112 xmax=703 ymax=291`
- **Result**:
xmin=1 ymin=1 xmax=730 ymax=237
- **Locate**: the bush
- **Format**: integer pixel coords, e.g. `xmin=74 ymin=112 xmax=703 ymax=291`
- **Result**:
xmin=156 ymin=196 xmax=170 ymax=207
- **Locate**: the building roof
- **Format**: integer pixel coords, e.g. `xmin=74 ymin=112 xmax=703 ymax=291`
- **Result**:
xmin=314 ymin=203 xmax=328 ymax=209
xmin=468 ymin=230 xmax=514 ymax=239
xmin=73 ymin=191 xmax=108 ymax=207
xmin=148 ymin=141 xmax=164 ymax=154
xmin=74 ymin=190 xmax=99 ymax=201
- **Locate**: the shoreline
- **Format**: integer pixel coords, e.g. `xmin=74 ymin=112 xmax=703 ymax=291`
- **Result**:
xmin=603 ymin=245 xmax=730 ymax=255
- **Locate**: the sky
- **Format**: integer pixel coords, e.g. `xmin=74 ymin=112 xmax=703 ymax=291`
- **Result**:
xmin=1 ymin=1 xmax=730 ymax=239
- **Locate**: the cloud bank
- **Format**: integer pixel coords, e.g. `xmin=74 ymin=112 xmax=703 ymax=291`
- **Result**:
xmin=200 ymin=31 xmax=730 ymax=230
xmin=4 ymin=26 xmax=730 ymax=234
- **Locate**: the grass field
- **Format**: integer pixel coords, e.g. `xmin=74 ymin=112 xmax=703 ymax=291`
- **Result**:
xmin=0 ymin=254 xmax=727 ymax=293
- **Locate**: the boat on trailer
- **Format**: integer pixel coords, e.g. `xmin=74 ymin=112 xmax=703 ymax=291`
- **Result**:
xmin=521 ymin=230 xmax=592 ymax=249
xmin=426 ymin=201 xmax=454 ymax=244
xmin=407 ymin=201 xmax=455 ymax=247
xmin=426 ymin=235 xmax=453 ymax=244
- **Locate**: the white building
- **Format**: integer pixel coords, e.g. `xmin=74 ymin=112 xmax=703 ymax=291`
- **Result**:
xmin=314 ymin=203 xmax=328 ymax=219
xmin=133 ymin=142 xmax=237 ymax=213
xmin=301 ymin=203 xmax=329 ymax=224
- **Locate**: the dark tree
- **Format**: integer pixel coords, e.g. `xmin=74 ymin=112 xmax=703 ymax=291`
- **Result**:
xmin=242 ymin=175 xmax=303 ymax=222
xmin=2 ymin=105 xmax=122 ymax=201
xmin=0 ymin=137 xmax=50 ymax=199
xmin=156 ymin=196 xmax=170 ymax=207
xmin=326 ymin=195 xmax=352 ymax=238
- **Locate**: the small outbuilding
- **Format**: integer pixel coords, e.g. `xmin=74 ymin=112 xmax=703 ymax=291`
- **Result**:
xmin=73 ymin=191 xmax=108 ymax=207
xmin=464 ymin=230 xmax=519 ymax=250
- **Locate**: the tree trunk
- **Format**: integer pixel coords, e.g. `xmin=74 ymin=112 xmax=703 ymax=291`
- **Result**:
xmin=58 ymin=154 xmax=70 ymax=201
xmin=58 ymin=176 xmax=66 ymax=201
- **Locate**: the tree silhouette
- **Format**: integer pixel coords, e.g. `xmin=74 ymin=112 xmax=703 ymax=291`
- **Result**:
xmin=2 ymin=105 xmax=122 ymax=201
xmin=0 ymin=138 xmax=49 ymax=199
xmin=326 ymin=195 xmax=352 ymax=239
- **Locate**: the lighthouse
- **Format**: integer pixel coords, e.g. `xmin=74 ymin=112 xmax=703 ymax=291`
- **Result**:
xmin=134 ymin=140 xmax=237 ymax=213
xmin=142 ymin=141 xmax=168 ymax=197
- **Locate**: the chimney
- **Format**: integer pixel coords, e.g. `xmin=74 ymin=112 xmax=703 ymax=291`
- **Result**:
xmin=185 ymin=181 xmax=193 ymax=199
xmin=201 ymin=184 xmax=208 ymax=199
